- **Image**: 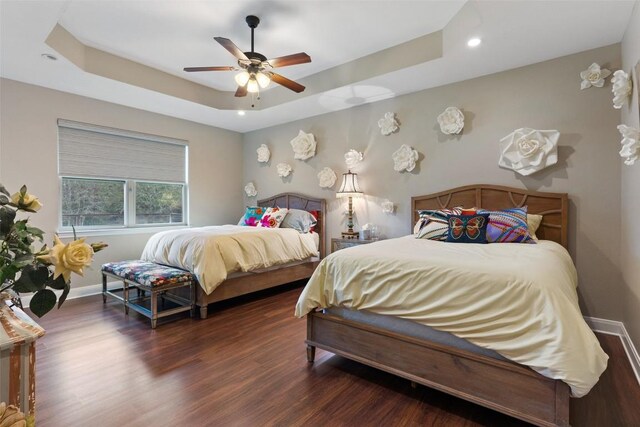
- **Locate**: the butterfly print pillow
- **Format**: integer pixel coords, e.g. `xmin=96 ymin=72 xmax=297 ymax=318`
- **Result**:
xmin=446 ymin=213 xmax=490 ymax=244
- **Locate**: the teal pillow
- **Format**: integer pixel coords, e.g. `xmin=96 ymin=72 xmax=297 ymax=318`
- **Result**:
xmin=446 ymin=213 xmax=489 ymax=244
xmin=240 ymin=206 xmax=266 ymax=227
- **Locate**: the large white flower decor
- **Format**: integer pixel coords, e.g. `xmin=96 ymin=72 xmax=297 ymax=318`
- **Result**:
xmin=244 ymin=182 xmax=257 ymax=197
xmin=437 ymin=107 xmax=465 ymax=135
xmin=611 ymin=70 xmax=633 ymax=109
xmin=618 ymin=124 xmax=639 ymax=166
xmin=256 ymin=144 xmax=271 ymax=163
xmin=381 ymin=200 xmax=395 ymax=214
xmin=344 ymin=149 xmax=364 ymax=169
xmin=378 ymin=112 xmax=399 ymax=136
xmin=317 ymin=167 xmax=337 ymax=188
xmin=290 ymin=131 xmax=317 ymax=160
xmin=392 ymin=144 xmax=419 ymax=172
xmin=580 ymin=63 xmax=611 ymax=89
xmin=276 ymin=163 xmax=292 ymax=177
xmin=498 ymin=128 xmax=560 ymax=176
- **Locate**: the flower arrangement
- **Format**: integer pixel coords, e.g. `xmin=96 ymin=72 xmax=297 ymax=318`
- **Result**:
xmin=0 ymin=184 xmax=107 ymax=317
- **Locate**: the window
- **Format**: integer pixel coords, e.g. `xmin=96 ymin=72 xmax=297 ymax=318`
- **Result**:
xmin=58 ymin=120 xmax=188 ymax=230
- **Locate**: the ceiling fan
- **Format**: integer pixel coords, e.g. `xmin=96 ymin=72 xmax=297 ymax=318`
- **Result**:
xmin=184 ymin=15 xmax=311 ymax=98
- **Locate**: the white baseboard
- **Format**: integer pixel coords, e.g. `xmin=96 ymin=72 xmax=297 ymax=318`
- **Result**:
xmin=19 ymin=281 xmax=116 ymax=306
xmin=584 ymin=316 xmax=640 ymax=386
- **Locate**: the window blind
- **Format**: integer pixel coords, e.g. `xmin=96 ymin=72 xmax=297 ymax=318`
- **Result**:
xmin=58 ymin=119 xmax=187 ymax=183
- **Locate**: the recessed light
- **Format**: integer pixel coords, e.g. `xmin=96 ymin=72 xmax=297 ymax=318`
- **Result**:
xmin=237 ymin=110 xmax=246 ymax=116
xmin=41 ymin=53 xmax=58 ymax=61
xmin=467 ymin=37 xmax=482 ymax=48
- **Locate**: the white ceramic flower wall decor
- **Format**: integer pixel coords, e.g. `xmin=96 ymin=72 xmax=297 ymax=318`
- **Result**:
xmin=256 ymin=144 xmax=271 ymax=163
xmin=276 ymin=163 xmax=292 ymax=177
xmin=498 ymin=128 xmax=560 ymax=176
xmin=618 ymin=124 xmax=640 ymax=166
xmin=381 ymin=200 xmax=395 ymax=214
xmin=378 ymin=112 xmax=399 ymax=136
xmin=244 ymin=182 xmax=257 ymax=197
xmin=580 ymin=63 xmax=611 ymax=89
xmin=344 ymin=149 xmax=364 ymax=169
xmin=317 ymin=167 xmax=337 ymax=188
xmin=392 ymin=144 xmax=419 ymax=172
xmin=611 ymin=70 xmax=633 ymax=109
xmin=437 ymin=107 xmax=465 ymax=135
xmin=290 ymin=131 xmax=317 ymax=160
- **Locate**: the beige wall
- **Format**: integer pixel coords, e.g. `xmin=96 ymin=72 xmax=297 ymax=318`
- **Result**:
xmin=243 ymin=44 xmax=624 ymax=321
xmin=621 ymin=1 xmax=640 ymax=348
xmin=0 ymin=78 xmax=244 ymax=289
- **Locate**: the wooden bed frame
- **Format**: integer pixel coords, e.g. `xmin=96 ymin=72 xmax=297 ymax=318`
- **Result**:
xmin=306 ymin=184 xmax=570 ymax=427
xmin=197 ymin=193 xmax=326 ymax=319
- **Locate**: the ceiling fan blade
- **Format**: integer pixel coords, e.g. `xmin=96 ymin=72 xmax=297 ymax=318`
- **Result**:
xmin=270 ymin=73 xmax=306 ymax=93
xmin=266 ymin=52 xmax=311 ymax=68
xmin=214 ymin=37 xmax=249 ymax=61
xmin=235 ymin=84 xmax=248 ymax=97
xmin=183 ymin=66 xmax=235 ymax=72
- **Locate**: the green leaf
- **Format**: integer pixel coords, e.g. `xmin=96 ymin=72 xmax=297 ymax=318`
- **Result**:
xmin=26 ymin=226 xmax=44 ymax=239
xmin=0 ymin=206 xmax=16 ymax=234
xmin=29 ymin=289 xmax=57 ymax=318
xmin=0 ymin=194 xmax=9 ymax=205
xmin=0 ymin=264 xmax=20 ymax=284
xmin=47 ymin=274 xmax=67 ymax=290
xmin=58 ymin=283 xmax=70 ymax=308
xmin=12 ymin=265 xmax=48 ymax=293
xmin=0 ymin=184 xmax=9 ymax=197
xmin=19 ymin=185 xmax=27 ymax=196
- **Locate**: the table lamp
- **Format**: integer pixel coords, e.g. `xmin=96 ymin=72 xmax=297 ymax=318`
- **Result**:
xmin=336 ymin=170 xmax=363 ymax=239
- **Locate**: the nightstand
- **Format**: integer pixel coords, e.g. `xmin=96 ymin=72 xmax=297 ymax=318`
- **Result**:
xmin=331 ymin=238 xmax=379 ymax=253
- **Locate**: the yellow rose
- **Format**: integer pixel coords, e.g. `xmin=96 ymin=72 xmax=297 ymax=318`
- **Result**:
xmin=41 ymin=235 xmax=94 ymax=282
xmin=10 ymin=191 xmax=43 ymax=212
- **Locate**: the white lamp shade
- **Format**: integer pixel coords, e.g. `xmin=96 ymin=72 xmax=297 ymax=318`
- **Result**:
xmin=246 ymin=77 xmax=260 ymax=93
xmin=336 ymin=171 xmax=363 ymax=198
xmin=234 ymin=71 xmax=250 ymax=87
xmin=256 ymin=72 xmax=271 ymax=88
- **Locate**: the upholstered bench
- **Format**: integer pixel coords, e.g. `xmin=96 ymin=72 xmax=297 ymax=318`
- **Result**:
xmin=102 ymin=260 xmax=196 ymax=328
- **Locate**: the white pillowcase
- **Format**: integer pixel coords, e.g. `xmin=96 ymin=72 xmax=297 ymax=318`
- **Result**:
xmin=281 ymin=209 xmax=317 ymax=233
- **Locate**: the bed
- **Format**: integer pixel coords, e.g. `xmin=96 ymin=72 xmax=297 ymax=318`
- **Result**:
xmin=142 ymin=193 xmax=325 ymax=319
xmin=296 ymin=184 xmax=606 ymax=427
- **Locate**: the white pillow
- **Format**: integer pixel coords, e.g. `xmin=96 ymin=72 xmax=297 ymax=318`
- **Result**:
xmin=527 ymin=214 xmax=543 ymax=240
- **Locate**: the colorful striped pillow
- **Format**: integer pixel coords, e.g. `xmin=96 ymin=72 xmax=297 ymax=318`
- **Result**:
xmin=415 ymin=208 xmax=463 ymax=240
xmin=478 ymin=207 xmax=534 ymax=243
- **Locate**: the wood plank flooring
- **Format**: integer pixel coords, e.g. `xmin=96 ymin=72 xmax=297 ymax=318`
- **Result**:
xmin=32 ymin=283 xmax=640 ymax=426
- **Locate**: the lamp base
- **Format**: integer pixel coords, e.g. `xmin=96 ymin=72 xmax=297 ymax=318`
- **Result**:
xmin=341 ymin=231 xmax=359 ymax=240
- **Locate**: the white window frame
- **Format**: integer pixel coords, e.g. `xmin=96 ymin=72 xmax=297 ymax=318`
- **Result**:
xmin=58 ymin=175 xmax=189 ymax=234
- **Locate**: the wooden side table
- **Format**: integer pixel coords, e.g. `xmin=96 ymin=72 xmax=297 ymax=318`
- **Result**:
xmin=331 ymin=238 xmax=379 ymax=253
xmin=0 ymin=300 xmax=45 ymax=424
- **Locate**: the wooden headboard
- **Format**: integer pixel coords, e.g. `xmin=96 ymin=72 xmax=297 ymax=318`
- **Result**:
xmin=411 ymin=184 xmax=568 ymax=248
xmin=258 ymin=192 xmax=327 ymax=259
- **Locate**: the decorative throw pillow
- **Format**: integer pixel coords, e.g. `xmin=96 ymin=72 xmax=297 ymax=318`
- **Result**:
xmin=281 ymin=209 xmax=318 ymax=233
xmin=240 ymin=206 xmax=266 ymax=227
xmin=415 ymin=208 xmax=463 ymax=240
xmin=446 ymin=213 xmax=489 ymax=244
xmin=478 ymin=207 xmax=534 ymax=243
xmin=257 ymin=207 xmax=289 ymax=228
xmin=527 ymin=214 xmax=543 ymax=240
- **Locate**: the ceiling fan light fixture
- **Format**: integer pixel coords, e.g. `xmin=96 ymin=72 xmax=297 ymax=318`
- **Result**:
xmin=256 ymin=72 xmax=270 ymax=88
xmin=247 ymin=77 xmax=260 ymax=93
xmin=234 ymin=70 xmax=251 ymax=86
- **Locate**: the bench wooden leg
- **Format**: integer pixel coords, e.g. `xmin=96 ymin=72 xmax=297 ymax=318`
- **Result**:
xmin=151 ymin=290 xmax=158 ymax=329
xmin=102 ymin=274 xmax=107 ymax=304
xmin=123 ymin=280 xmax=129 ymax=315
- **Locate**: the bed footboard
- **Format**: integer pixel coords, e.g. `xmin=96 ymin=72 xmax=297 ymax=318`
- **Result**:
xmin=306 ymin=311 xmax=570 ymax=427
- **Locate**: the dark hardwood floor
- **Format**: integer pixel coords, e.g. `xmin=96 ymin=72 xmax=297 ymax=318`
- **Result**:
xmin=32 ymin=283 xmax=640 ymax=426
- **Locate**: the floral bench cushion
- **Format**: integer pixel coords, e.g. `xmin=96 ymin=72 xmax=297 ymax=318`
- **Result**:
xmin=102 ymin=260 xmax=193 ymax=287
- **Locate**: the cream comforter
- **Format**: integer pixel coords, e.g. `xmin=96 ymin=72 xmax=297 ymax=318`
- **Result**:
xmin=295 ymin=236 xmax=608 ymax=397
xmin=142 ymin=225 xmax=318 ymax=294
